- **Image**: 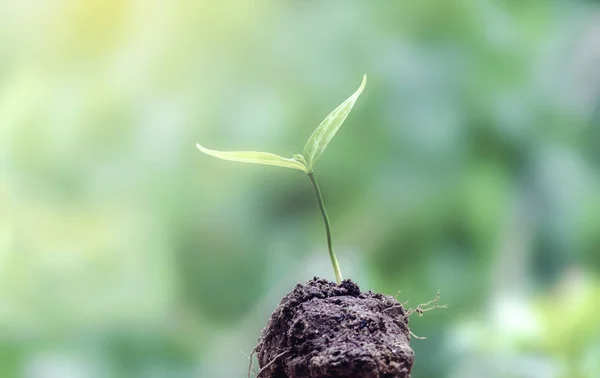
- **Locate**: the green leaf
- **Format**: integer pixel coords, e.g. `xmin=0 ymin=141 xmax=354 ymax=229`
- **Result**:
xmin=196 ymin=143 xmax=308 ymax=172
xmin=303 ymin=74 xmax=367 ymax=172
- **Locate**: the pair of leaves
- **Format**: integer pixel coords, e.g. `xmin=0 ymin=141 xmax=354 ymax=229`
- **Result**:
xmin=196 ymin=74 xmax=367 ymax=174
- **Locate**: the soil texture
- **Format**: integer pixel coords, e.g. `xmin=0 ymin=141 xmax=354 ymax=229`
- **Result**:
xmin=255 ymin=278 xmax=414 ymax=378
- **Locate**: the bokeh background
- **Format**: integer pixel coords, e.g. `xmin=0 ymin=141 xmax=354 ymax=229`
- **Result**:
xmin=2 ymin=0 xmax=600 ymax=377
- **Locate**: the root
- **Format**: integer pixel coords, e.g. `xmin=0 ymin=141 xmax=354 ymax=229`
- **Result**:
xmin=385 ymin=290 xmax=447 ymax=340
xmin=246 ymin=345 xmax=259 ymax=378
xmin=405 ymin=290 xmax=447 ymax=318
xmin=409 ymin=330 xmax=427 ymax=340
xmin=256 ymin=350 xmax=289 ymax=377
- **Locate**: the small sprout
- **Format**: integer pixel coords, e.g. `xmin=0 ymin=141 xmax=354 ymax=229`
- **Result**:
xmin=196 ymin=75 xmax=367 ymax=283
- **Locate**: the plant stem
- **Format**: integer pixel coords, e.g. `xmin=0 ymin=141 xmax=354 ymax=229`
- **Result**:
xmin=307 ymin=172 xmax=343 ymax=284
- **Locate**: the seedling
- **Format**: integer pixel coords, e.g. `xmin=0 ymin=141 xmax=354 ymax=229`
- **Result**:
xmin=196 ymin=75 xmax=367 ymax=284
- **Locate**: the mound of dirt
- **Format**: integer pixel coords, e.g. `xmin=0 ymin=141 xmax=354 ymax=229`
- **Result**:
xmin=255 ymin=278 xmax=414 ymax=378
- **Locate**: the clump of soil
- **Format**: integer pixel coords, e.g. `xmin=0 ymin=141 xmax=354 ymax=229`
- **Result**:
xmin=255 ymin=278 xmax=414 ymax=378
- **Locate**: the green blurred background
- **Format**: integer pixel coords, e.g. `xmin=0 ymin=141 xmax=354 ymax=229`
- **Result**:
xmin=2 ymin=0 xmax=600 ymax=377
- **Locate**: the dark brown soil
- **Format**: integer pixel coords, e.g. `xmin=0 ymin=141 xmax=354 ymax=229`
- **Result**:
xmin=255 ymin=278 xmax=414 ymax=378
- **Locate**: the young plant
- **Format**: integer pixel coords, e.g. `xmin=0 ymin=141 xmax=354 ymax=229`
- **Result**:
xmin=196 ymin=75 xmax=367 ymax=284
